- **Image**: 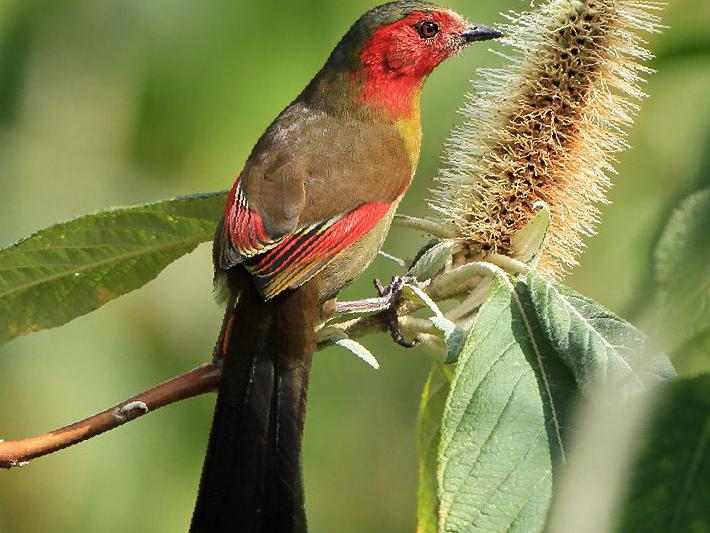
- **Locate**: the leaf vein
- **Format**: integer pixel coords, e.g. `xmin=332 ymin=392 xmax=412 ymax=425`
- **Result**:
xmin=0 ymin=237 xmax=201 ymax=300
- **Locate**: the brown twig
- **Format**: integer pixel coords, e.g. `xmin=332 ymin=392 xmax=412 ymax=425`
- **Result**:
xmin=0 ymin=310 xmax=401 ymax=468
xmin=0 ymin=261 xmax=489 ymax=468
xmin=0 ymin=362 xmax=221 ymax=469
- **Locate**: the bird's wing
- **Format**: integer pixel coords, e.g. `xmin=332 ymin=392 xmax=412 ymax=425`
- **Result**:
xmin=216 ymin=174 xmax=391 ymax=299
xmin=214 ymin=106 xmax=413 ymax=299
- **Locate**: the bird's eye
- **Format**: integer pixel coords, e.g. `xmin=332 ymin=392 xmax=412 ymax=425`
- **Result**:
xmin=416 ymin=20 xmax=439 ymax=39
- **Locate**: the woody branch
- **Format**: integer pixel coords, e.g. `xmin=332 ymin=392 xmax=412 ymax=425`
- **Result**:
xmin=0 ymin=245 xmax=499 ymax=469
xmin=0 ymin=363 xmax=221 ymax=469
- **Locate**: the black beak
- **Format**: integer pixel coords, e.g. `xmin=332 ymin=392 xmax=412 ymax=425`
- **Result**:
xmin=462 ymin=24 xmax=503 ymax=43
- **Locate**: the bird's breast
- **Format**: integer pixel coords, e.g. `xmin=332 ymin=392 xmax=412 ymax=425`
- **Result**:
xmin=394 ymin=101 xmax=423 ymax=171
xmin=315 ymin=201 xmax=401 ymax=301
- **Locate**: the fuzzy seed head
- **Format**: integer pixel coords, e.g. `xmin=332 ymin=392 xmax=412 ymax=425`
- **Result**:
xmin=431 ymin=0 xmax=665 ymax=277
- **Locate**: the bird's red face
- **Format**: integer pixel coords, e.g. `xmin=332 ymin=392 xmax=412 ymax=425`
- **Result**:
xmin=362 ymin=11 xmax=468 ymax=78
xmin=354 ymin=10 xmax=500 ymax=119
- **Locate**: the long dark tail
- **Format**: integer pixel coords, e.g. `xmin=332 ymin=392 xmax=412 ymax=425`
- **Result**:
xmin=190 ymin=279 xmax=319 ymax=533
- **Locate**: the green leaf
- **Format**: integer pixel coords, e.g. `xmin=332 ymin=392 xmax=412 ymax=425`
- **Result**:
xmin=617 ymin=374 xmax=710 ymax=533
xmin=527 ymin=270 xmax=676 ymax=394
xmin=407 ymin=240 xmax=456 ymax=281
xmin=430 ymin=316 xmax=467 ymax=365
xmin=433 ymin=271 xmax=675 ymax=532
xmin=511 ymin=202 xmax=551 ymax=267
xmin=320 ymin=327 xmax=380 ymax=370
xmin=437 ymin=274 xmax=575 ymax=533
xmin=0 ymin=192 xmax=226 ymax=346
xmin=655 ymin=187 xmax=710 ymax=362
xmin=417 ymin=361 xmax=453 ymax=533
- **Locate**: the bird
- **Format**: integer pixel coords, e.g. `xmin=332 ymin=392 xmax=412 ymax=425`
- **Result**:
xmin=190 ymin=2 xmax=501 ymax=531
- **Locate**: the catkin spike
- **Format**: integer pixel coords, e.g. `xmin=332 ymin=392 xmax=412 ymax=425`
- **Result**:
xmin=431 ymin=0 xmax=665 ymax=277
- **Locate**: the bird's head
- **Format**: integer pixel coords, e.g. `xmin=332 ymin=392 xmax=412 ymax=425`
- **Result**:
xmin=311 ymin=1 xmax=502 ymax=119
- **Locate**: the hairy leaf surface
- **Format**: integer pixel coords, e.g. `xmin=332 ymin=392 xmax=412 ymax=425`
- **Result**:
xmin=430 ymin=272 xmax=674 ymax=532
xmin=437 ymin=274 xmax=573 ymax=533
xmin=527 ymin=271 xmax=676 ymax=394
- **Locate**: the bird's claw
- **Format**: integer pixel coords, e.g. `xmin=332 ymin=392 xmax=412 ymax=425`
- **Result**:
xmin=373 ymin=276 xmax=419 ymax=348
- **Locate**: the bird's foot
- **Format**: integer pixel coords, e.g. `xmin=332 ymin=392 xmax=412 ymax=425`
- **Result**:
xmin=332 ymin=276 xmax=419 ymax=348
xmin=374 ymin=276 xmax=419 ymax=348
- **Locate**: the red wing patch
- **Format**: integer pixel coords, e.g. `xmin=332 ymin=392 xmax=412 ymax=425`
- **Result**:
xmin=246 ymin=202 xmax=390 ymax=299
xmin=216 ymin=175 xmax=287 ymax=272
xmin=224 ymin=175 xmax=281 ymax=260
xmin=219 ymin=174 xmax=391 ymax=300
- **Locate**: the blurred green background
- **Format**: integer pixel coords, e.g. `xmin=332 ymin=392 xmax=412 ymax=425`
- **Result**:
xmin=0 ymin=0 xmax=707 ymax=531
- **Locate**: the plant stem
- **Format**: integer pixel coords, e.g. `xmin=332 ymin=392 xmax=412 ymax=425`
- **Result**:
xmin=0 ymin=363 xmax=221 ymax=469
xmin=393 ymin=214 xmax=457 ymax=239
xmin=0 ymin=258 xmax=500 ymax=467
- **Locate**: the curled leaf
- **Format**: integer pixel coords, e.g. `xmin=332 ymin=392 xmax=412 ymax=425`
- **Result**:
xmin=511 ymin=202 xmax=551 ymax=267
xmin=320 ymin=327 xmax=379 ymax=370
xmin=407 ymin=240 xmax=457 ymax=282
